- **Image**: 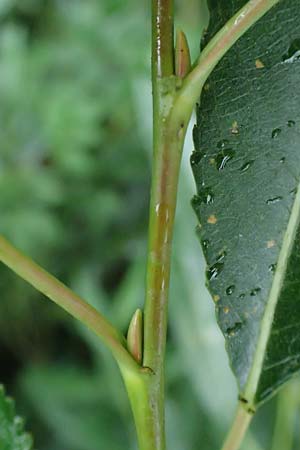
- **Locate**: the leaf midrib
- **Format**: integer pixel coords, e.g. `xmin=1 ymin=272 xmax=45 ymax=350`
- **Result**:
xmin=244 ymin=182 xmax=300 ymax=405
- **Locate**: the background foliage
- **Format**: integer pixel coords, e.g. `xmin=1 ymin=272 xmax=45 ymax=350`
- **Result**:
xmin=0 ymin=1 xmax=299 ymax=449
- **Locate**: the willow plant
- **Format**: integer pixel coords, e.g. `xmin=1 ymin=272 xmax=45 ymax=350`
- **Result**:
xmin=2 ymin=0 xmax=300 ymax=449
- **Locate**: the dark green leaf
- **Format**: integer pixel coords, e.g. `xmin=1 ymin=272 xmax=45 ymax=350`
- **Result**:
xmin=192 ymin=0 xmax=300 ymax=409
xmin=0 ymin=385 xmax=33 ymax=450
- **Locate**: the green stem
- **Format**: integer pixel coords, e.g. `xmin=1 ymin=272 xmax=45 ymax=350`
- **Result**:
xmin=128 ymin=1 xmax=181 ymax=449
xmin=221 ymin=404 xmax=253 ymax=450
xmin=152 ymin=0 xmax=174 ymax=80
xmin=124 ymin=74 xmax=190 ymax=449
xmin=121 ymin=368 xmax=162 ymax=450
xmin=142 ymin=83 xmax=188 ymax=449
xmin=0 ymin=235 xmax=139 ymax=373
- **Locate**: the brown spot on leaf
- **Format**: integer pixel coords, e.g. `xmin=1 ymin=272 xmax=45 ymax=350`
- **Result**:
xmin=207 ymin=215 xmax=217 ymax=224
xmin=255 ymin=59 xmax=265 ymax=69
xmin=231 ymin=120 xmax=239 ymax=135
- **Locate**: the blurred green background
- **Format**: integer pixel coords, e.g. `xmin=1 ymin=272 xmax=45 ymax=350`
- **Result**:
xmin=0 ymin=1 xmax=299 ymax=449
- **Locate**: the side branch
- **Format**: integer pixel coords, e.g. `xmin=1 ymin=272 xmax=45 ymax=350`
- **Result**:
xmin=173 ymin=0 xmax=280 ymax=120
xmin=0 ymin=235 xmax=140 ymax=373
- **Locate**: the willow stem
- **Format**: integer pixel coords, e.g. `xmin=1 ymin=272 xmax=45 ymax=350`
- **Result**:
xmin=221 ymin=404 xmax=253 ymax=450
xmin=127 ymin=1 xmax=178 ymax=449
xmin=152 ymin=0 xmax=174 ymax=80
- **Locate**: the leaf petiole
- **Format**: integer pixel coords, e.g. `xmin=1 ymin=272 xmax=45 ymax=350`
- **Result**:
xmin=221 ymin=404 xmax=253 ymax=450
xmin=0 ymin=235 xmax=140 ymax=373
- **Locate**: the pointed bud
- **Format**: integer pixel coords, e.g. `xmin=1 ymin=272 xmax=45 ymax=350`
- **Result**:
xmin=175 ymin=30 xmax=191 ymax=79
xmin=127 ymin=309 xmax=143 ymax=364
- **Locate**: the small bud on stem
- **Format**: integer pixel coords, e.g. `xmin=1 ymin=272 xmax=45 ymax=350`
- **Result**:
xmin=127 ymin=309 xmax=143 ymax=364
xmin=175 ymin=30 xmax=191 ymax=79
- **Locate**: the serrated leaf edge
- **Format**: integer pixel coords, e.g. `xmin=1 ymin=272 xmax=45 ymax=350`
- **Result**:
xmin=0 ymin=384 xmax=33 ymax=449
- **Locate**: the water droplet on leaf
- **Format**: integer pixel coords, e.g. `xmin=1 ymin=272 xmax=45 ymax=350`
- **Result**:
xmin=217 ymin=139 xmax=229 ymax=149
xmin=225 ymin=322 xmax=243 ymax=337
xmin=240 ymin=160 xmax=254 ymax=172
xmin=216 ymin=148 xmax=236 ymax=171
xmin=199 ymin=188 xmax=214 ymax=204
xmin=250 ymin=287 xmax=261 ymax=296
xmin=217 ymin=251 xmax=227 ymax=262
xmin=202 ymin=239 xmax=210 ymax=249
xmin=266 ymin=196 xmax=283 ymax=205
xmin=226 ymin=285 xmax=235 ymax=295
xmin=282 ymin=39 xmax=300 ymax=63
xmin=207 ymin=262 xmax=224 ymax=281
xmin=191 ymin=151 xmax=203 ymax=166
xmin=272 ymin=128 xmax=281 ymax=138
